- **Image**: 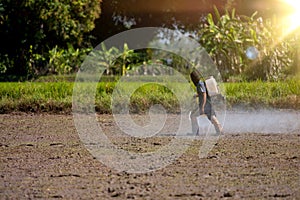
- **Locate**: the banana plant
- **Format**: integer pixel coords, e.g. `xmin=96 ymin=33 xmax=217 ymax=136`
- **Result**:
xmin=114 ymin=43 xmax=142 ymax=76
xmin=87 ymin=43 xmax=120 ymax=75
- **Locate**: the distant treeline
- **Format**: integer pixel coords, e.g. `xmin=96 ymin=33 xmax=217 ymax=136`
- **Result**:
xmin=0 ymin=1 xmax=299 ymax=82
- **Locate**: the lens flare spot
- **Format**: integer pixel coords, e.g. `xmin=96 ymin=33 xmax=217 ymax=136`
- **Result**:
xmin=246 ymin=46 xmax=259 ymax=60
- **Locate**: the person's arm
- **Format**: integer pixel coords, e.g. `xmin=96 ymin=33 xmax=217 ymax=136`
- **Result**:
xmin=200 ymin=92 xmax=206 ymax=115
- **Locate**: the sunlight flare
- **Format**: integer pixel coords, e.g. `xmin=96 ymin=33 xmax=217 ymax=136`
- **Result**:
xmin=283 ymin=0 xmax=300 ymax=33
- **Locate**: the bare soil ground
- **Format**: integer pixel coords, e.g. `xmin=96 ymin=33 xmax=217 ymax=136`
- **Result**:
xmin=0 ymin=114 xmax=299 ymax=199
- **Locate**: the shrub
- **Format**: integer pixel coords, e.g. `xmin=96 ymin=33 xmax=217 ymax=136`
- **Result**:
xmin=0 ymin=0 xmax=102 ymax=79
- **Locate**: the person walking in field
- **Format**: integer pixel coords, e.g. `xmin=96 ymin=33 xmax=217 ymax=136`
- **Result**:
xmin=190 ymin=69 xmax=223 ymax=135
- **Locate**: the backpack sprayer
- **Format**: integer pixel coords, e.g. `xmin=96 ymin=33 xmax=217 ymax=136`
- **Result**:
xmin=188 ymin=68 xmax=225 ymax=123
xmin=190 ymin=67 xmax=222 ymax=97
xmin=204 ymin=76 xmax=220 ymax=97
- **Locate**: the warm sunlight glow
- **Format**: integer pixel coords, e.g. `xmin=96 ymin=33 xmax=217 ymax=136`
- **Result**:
xmin=284 ymin=0 xmax=300 ymax=32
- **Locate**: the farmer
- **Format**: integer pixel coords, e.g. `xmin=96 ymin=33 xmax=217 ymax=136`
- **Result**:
xmin=190 ymin=69 xmax=223 ymax=135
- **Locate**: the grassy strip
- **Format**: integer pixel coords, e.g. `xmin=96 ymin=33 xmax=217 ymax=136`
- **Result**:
xmin=224 ymin=79 xmax=300 ymax=109
xmin=0 ymin=80 xmax=300 ymax=114
xmin=0 ymin=82 xmax=74 ymax=113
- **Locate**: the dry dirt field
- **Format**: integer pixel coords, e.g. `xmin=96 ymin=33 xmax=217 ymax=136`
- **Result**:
xmin=0 ymin=114 xmax=299 ymax=199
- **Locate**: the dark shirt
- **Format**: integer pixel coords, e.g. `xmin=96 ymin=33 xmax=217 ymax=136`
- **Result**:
xmin=196 ymin=81 xmax=211 ymax=108
xmin=196 ymin=81 xmax=215 ymax=119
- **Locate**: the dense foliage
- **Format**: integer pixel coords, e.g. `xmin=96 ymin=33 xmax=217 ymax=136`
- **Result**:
xmin=90 ymin=8 xmax=299 ymax=82
xmin=0 ymin=1 xmax=298 ymax=82
xmin=0 ymin=0 xmax=102 ymax=80
xmin=197 ymin=7 xmax=299 ymax=81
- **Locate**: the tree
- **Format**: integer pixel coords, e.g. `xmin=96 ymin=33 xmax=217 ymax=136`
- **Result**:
xmin=0 ymin=0 xmax=102 ymax=79
xmin=197 ymin=7 xmax=295 ymax=81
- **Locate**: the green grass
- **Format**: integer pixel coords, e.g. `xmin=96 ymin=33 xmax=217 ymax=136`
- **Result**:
xmin=0 ymin=79 xmax=300 ymax=114
xmin=224 ymin=79 xmax=300 ymax=109
xmin=0 ymin=82 xmax=74 ymax=113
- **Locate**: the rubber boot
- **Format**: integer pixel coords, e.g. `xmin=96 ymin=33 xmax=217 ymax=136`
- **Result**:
xmin=211 ymin=115 xmax=222 ymax=134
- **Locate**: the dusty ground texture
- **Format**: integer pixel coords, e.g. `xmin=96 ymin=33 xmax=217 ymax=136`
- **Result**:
xmin=0 ymin=114 xmax=299 ymax=199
